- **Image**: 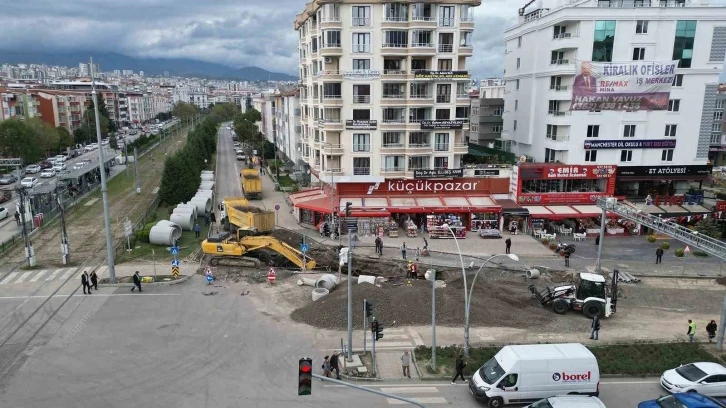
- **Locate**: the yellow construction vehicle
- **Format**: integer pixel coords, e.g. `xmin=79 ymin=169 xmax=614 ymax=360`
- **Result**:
xmin=219 ymin=198 xmax=275 ymax=233
xmin=201 ymin=228 xmax=316 ymax=269
xmin=241 ymin=168 xmax=262 ymax=199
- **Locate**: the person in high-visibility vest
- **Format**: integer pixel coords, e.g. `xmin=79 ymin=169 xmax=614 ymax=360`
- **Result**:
xmin=687 ymin=319 xmax=697 ymax=343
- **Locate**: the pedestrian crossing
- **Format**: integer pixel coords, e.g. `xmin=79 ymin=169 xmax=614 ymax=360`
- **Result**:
xmin=362 ymin=328 xmax=425 ymax=349
xmin=0 ymin=267 xmax=107 ymax=285
xmin=326 ymin=384 xmax=451 ymax=405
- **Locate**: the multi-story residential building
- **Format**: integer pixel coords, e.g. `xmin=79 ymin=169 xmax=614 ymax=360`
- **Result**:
xmin=272 ymin=88 xmax=306 ymax=173
xmin=253 ymin=92 xmax=276 ymax=143
xmin=294 ymin=0 xmax=479 ymax=182
xmin=711 ymin=83 xmax=726 ymax=165
xmin=469 ymin=78 xmax=505 ymax=146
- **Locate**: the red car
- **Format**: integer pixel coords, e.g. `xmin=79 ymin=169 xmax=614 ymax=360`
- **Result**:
xmin=0 ymin=190 xmax=11 ymax=203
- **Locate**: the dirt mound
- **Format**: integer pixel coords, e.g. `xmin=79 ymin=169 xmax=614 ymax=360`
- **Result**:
xmin=232 ymin=205 xmax=269 ymax=213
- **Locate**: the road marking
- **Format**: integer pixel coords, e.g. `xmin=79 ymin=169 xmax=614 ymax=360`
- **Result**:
xmin=46 ymin=269 xmax=63 ymax=281
xmin=325 ymin=383 xmax=459 ymax=388
xmin=84 ymin=198 xmax=99 ymax=206
xmin=61 ymin=268 xmax=76 ymax=280
xmin=380 ymin=387 xmax=439 ymax=394
xmin=409 ymin=329 xmax=425 ymax=346
xmin=0 ymin=272 xmax=19 ymax=285
xmin=0 ymin=293 xmax=182 ymax=300
xmin=386 ymin=397 xmax=448 ymax=404
xmin=14 ymin=271 xmax=33 ymax=284
xmin=29 ymin=270 xmax=47 ymax=282
xmin=600 ymin=380 xmax=659 ymax=385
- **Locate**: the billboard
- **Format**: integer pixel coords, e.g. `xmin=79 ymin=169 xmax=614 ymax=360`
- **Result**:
xmin=414 ymin=70 xmax=470 ymax=80
xmin=544 ymin=164 xmax=616 ymax=179
xmin=570 ymin=60 xmax=677 ymax=111
xmin=420 ymin=120 xmax=464 ymax=130
xmin=583 ymin=139 xmax=677 ymax=150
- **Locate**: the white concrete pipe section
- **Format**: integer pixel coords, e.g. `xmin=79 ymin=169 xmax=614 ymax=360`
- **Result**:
xmin=154 ymin=220 xmax=182 ymax=241
xmin=311 ymin=288 xmax=329 ymax=301
xmin=176 ymin=204 xmax=198 ymax=219
xmin=189 ymin=196 xmax=212 ymax=214
xmin=173 ymin=207 xmax=197 ymax=224
xmin=200 ymin=174 xmax=214 ymax=182
xmin=195 ymin=191 xmax=214 ymax=202
xmin=297 ymin=277 xmax=318 ymax=287
xmin=357 ymin=275 xmax=385 ymax=285
xmin=314 ymin=274 xmax=338 ymax=291
xmin=201 ymin=170 xmax=214 ymax=175
xmin=149 ymin=225 xmax=176 ymax=246
xmin=200 ymin=181 xmax=214 ymax=188
xmin=526 ymin=269 xmax=541 ymax=279
xmin=170 ymin=212 xmax=194 ymax=231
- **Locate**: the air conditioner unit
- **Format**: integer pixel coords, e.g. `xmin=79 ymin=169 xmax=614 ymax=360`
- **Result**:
xmin=324 ymin=57 xmax=332 ymax=63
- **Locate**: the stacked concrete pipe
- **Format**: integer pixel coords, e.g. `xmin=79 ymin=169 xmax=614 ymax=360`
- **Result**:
xmin=155 ymin=220 xmax=183 ymax=239
xmin=175 ymin=204 xmax=198 ymax=220
xmin=189 ymin=196 xmax=212 ymax=214
xmin=149 ymin=225 xmax=176 ymax=246
xmin=170 ymin=212 xmax=194 ymax=230
xmin=200 ymin=174 xmax=214 ymax=182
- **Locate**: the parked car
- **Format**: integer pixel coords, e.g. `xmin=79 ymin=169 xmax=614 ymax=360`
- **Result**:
xmin=25 ymin=164 xmax=42 ymax=174
xmin=236 ymin=154 xmax=246 ymax=161
xmin=40 ymin=161 xmax=54 ymax=169
xmin=40 ymin=169 xmax=56 ymax=178
xmin=53 ymin=155 xmax=67 ymax=163
xmin=638 ymin=393 xmax=726 ymax=408
xmin=52 ymin=163 xmax=67 ymax=172
xmin=0 ymin=190 xmax=11 ymax=203
xmin=72 ymin=162 xmax=87 ymax=170
xmin=20 ymin=177 xmax=38 ymax=188
xmin=661 ymin=362 xmax=726 ymax=396
xmin=0 ymin=206 xmax=7 ymax=221
xmin=479 ymin=229 xmax=503 ymax=239
xmin=0 ymin=174 xmax=18 ymax=185
xmin=526 ymin=395 xmax=607 ymax=408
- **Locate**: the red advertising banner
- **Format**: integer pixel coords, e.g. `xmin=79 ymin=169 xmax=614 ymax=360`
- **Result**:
xmin=517 ymin=192 xmax=609 ymax=205
xmin=716 ymin=201 xmax=726 ymax=212
xmin=544 ymin=164 xmax=616 ymax=179
xmin=337 ymin=178 xmax=510 ymax=196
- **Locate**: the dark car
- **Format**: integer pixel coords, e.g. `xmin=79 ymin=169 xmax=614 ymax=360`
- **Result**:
xmin=639 ymin=393 xmax=726 ymax=408
xmin=40 ymin=161 xmax=54 ymax=169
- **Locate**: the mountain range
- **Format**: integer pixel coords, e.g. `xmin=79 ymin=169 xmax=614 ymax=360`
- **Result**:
xmin=0 ymin=50 xmax=297 ymax=81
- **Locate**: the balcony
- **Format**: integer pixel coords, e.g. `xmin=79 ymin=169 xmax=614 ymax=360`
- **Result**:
xmin=550 ymin=59 xmax=570 ymax=65
xmin=352 ymin=44 xmax=372 ymax=54
xmin=460 ymin=15 xmax=475 ymax=29
xmin=439 ymin=18 xmax=455 ymax=27
xmin=321 ymin=143 xmax=343 ymax=155
xmin=453 ymin=142 xmax=468 ymax=154
xmin=353 ymin=95 xmax=371 ymax=104
xmin=549 ymin=85 xmax=570 ymax=92
xmin=381 ymin=44 xmax=409 ymax=56
xmin=352 ymin=17 xmax=372 ymax=27
xmin=381 ymin=166 xmax=405 ymax=175
xmin=320 ymin=17 xmax=341 ymax=29
xmin=457 ymin=93 xmax=469 ymax=100
xmin=545 ymin=135 xmax=570 ymax=150
xmin=382 ymin=69 xmax=408 ymax=81
xmin=438 ymin=44 xmax=454 ymax=53
xmin=321 ymin=119 xmax=343 ymax=131
xmin=459 ymin=44 xmax=473 ymax=56
xmin=410 ymin=43 xmax=436 ymax=55
xmin=353 ymin=167 xmax=371 ymax=176
xmin=547 ymin=110 xmax=571 ymax=116
xmin=324 ymin=168 xmax=343 ymax=176
xmin=322 ymin=94 xmax=343 ymax=107
xmin=436 ymin=94 xmax=451 ymax=103
xmin=408 ymin=143 xmax=432 ymax=150
xmin=381 ymin=143 xmax=405 ymax=153
xmin=352 ymin=144 xmax=371 ymax=153
xmin=318 ymin=70 xmax=342 ymax=80
xmin=434 ymin=143 xmax=450 ymax=152
xmin=321 ymin=43 xmax=342 ymax=56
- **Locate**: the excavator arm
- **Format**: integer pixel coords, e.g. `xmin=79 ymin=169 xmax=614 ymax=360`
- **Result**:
xmin=239 ymin=236 xmax=317 ymax=270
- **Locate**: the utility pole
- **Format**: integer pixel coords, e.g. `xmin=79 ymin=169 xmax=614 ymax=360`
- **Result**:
xmin=429 ymin=269 xmax=437 ymax=371
xmin=133 ymin=147 xmax=141 ymax=194
xmin=90 ymin=58 xmax=117 ymax=283
xmin=595 ymin=207 xmax=606 ymax=274
xmin=347 ymin=208 xmax=353 ymax=363
xmin=124 ymin=138 xmax=129 ymax=178
xmin=58 ymin=191 xmax=70 ymax=265
xmin=16 ymin=187 xmax=36 ymax=267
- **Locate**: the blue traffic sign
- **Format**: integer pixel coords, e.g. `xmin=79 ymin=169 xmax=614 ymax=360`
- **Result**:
xmin=171 ymin=259 xmax=180 ymax=267
xmin=300 ymin=243 xmax=309 ymax=253
xmin=170 ymin=246 xmax=179 ymax=255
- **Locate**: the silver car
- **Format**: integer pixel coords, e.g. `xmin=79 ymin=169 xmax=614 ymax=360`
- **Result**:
xmin=0 ymin=174 xmax=17 ymax=185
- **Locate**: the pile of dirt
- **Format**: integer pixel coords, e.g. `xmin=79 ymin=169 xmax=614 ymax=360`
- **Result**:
xmin=232 ymin=205 xmax=270 ymax=213
xmin=290 ymin=274 xmax=558 ymax=330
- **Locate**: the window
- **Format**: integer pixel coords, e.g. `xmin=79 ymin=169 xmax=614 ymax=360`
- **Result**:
xmin=385 ymin=3 xmax=408 ymax=21
xmin=546 ymin=124 xmax=558 ymax=140
xmin=324 ymin=30 xmax=341 ymax=47
xmin=434 ymin=157 xmax=449 ymax=169
xmin=673 ymin=74 xmax=683 ymax=87
xmin=434 ymin=133 xmax=449 ymax=151
xmin=435 ymin=108 xmax=450 ymax=120
xmin=673 ymin=21 xmax=696 ymax=68
xmin=353 ymin=157 xmax=370 ymax=175
xmin=513 ymin=120 xmax=518 ymax=131
xmin=714 ymin=111 xmax=724 ymax=122
xmin=593 ymin=20 xmax=616 ymax=62
xmin=352 ymin=133 xmax=370 ymax=152
xmin=544 ymin=148 xmax=555 ymax=163
xmin=620 ymin=150 xmax=633 ymax=162
xmin=382 ymin=108 xmax=406 ymax=123
xmin=439 ymin=6 xmax=455 ymax=26
xmin=548 ymin=100 xmax=560 ymax=114
xmin=408 ymin=132 xmax=430 ymax=147
xmin=437 ymin=59 xmax=453 ymax=70
xmin=662 ymin=149 xmax=674 ymax=161
xmin=636 ymin=20 xmax=649 ymax=34
xmin=553 ymin=25 xmax=569 ymax=39
xmin=623 ymin=124 xmax=636 ymax=137
xmin=352 ymin=109 xmax=370 ymax=120
xmin=352 ymin=6 xmax=371 ymax=26
xmin=516 ymin=58 xmax=521 ymax=69
xmin=409 ymin=107 xmax=430 ymax=123
xmin=665 ymin=124 xmax=677 ymax=137
xmin=668 ymin=99 xmax=681 ymax=112
xmin=460 ymin=31 xmax=473 ymax=47
xmin=515 ymin=100 xmax=519 ymax=111
xmin=436 ymin=84 xmax=451 ymax=103
xmin=323 ymin=83 xmax=342 ymax=98
xmin=515 ymin=79 xmax=520 ymax=90
xmin=455 ymin=106 xmax=469 ymax=118
xmin=412 ymin=30 xmax=434 ymax=47
xmin=632 ymin=47 xmax=646 ymax=60
xmin=587 ymin=125 xmax=600 ymax=138
xmin=382 ymin=132 xmax=403 ymax=147
xmin=353 ymin=85 xmax=371 ymax=104
xmin=352 ymin=33 xmax=371 ymax=53
xmin=711 ymin=132 xmax=722 ymax=145
xmin=550 ymin=76 xmax=564 ymax=90
xmin=517 ymin=36 xmax=522 ymax=48
xmin=585 ymin=150 xmax=597 ymax=162
xmin=383 ymin=83 xmax=405 ymax=98
xmin=411 ymin=3 xmax=433 ymax=21
xmin=716 ymin=99 xmax=725 ymax=110
xmin=551 ymin=51 xmax=565 ymax=65
xmin=383 ymin=30 xmax=408 ymax=48
xmin=382 ymin=155 xmax=404 ymax=171
xmin=470 ymin=123 xmax=479 ymax=132
xmin=352 ymin=59 xmax=370 ymax=69
xmin=492 ymin=124 xmax=503 ymax=133
xmin=408 ymin=155 xmax=430 ymax=170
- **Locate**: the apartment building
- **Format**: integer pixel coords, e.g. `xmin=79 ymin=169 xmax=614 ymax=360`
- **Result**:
xmin=469 ymin=78 xmax=505 ymax=146
xmin=272 ymin=89 xmax=305 ymax=173
xmin=502 ymin=0 xmax=726 ymax=172
xmin=294 ymin=0 xmax=480 ymax=182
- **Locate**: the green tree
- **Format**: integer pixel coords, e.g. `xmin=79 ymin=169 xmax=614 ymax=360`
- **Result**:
xmin=172 ymin=102 xmax=199 ymax=120
xmin=209 ymin=103 xmax=239 ymax=123
xmin=694 ymin=219 xmax=721 ymax=239
xmin=26 ymin=118 xmax=59 ymax=156
xmin=90 ymin=94 xmax=117 ymax=132
xmin=0 ymin=119 xmax=43 ymax=163
xmin=242 ymin=108 xmax=261 ymax=123
xmin=56 ymin=126 xmax=74 ymax=150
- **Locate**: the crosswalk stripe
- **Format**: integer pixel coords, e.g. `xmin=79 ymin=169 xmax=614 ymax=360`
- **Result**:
xmin=46 ymin=269 xmax=63 ymax=281
xmin=61 ymin=269 xmax=76 ymax=280
xmin=380 ymin=387 xmax=439 ymax=394
xmin=30 ymin=270 xmax=47 ymax=282
xmin=0 ymin=272 xmax=18 ymax=285
xmin=370 ymin=341 xmax=413 ymax=347
xmin=386 ymin=397 xmax=448 ymax=405
xmin=14 ymin=272 xmax=33 ymax=284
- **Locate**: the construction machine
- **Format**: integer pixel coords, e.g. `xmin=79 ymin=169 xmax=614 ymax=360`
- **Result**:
xmin=201 ymin=228 xmax=316 ymax=269
xmin=218 ymin=198 xmax=275 ymax=233
xmin=529 ymin=271 xmax=619 ymax=319
xmin=241 ymin=168 xmax=262 ymax=199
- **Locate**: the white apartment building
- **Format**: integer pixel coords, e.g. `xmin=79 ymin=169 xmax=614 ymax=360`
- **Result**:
xmin=503 ymin=0 xmax=726 ymax=169
xmin=273 ymin=90 xmax=305 ymax=172
xmin=295 ymin=0 xmax=479 ymax=182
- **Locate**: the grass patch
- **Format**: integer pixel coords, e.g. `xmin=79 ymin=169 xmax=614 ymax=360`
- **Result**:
xmin=277 ymin=174 xmax=295 ymax=187
xmin=414 ymin=342 xmax=722 ymax=377
xmin=99 ymin=274 xmax=182 ymax=284
xmin=693 ymin=251 xmax=709 ymax=257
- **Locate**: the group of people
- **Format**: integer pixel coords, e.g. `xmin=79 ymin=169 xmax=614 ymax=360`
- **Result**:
xmin=688 ymin=319 xmax=719 ymax=343
xmin=80 ymin=270 xmax=143 ymax=293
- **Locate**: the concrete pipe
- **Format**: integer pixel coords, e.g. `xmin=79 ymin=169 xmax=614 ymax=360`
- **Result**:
xmin=357 ymin=275 xmax=385 ymax=285
xmin=297 ymin=277 xmax=318 ymax=287
xmin=176 ymin=204 xmax=198 ymax=219
xmin=155 ymin=220 xmax=182 ymax=241
xmin=526 ymin=269 xmax=541 ymax=279
xmin=149 ymin=225 xmax=176 ymax=246
xmin=189 ymin=196 xmax=212 ymax=214
xmin=311 ymin=288 xmax=329 ymax=302
xmin=196 ymin=189 xmax=214 ymax=197
xmin=170 ymin=212 xmax=194 ymax=231
xmin=194 ymin=192 xmax=213 ymax=202
xmin=201 ymin=170 xmax=214 ymax=175
xmin=200 ymin=180 xmax=214 ymax=187
xmin=201 ymin=174 xmax=214 ymax=182
xmin=314 ymin=274 xmax=338 ymax=291
xmin=173 ymin=208 xmax=196 ymax=224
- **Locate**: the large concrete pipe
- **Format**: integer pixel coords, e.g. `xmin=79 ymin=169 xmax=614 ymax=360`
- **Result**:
xmin=170 ymin=212 xmax=194 ymax=231
xmin=149 ymin=225 xmax=176 ymax=246
xmin=297 ymin=277 xmax=318 ymax=287
xmin=311 ymin=288 xmax=329 ymax=301
xmin=189 ymin=196 xmax=212 ymax=214
xmin=201 ymin=174 xmax=214 ymax=182
xmin=314 ymin=274 xmax=338 ymax=291
xmin=201 ymin=170 xmax=214 ymax=175
xmin=176 ymin=204 xmax=198 ymax=219
xmin=155 ymin=220 xmax=182 ymax=241
xmin=357 ymin=275 xmax=385 ymax=285
xmin=526 ymin=269 xmax=541 ymax=279
xmin=196 ymin=189 xmax=213 ymax=197
xmin=200 ymin=180 xmax=214 ymax=187
xmin=173 ymin=207 xmax=196 ymax=224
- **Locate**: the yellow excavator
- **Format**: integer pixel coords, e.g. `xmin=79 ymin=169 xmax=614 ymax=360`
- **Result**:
xmin=201 ymin=227 xmax=316 ymax=269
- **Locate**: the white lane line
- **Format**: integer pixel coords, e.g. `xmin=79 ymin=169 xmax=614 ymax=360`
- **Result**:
xmin=14 ymin=272 xmax=33 ymax=284
xmin=386 ymin=397 xmax=448 ymax=405
xmin=60 ymin=268 xmax=76 ymax=280
xmin=0 ymin=272 xmax=19 ymax=285
xmin=600 ymin=380 xmax=659 ymax=385
xmin=29 ymin=270 xmax=47 ymax=282
xmin=0 ymin=293 xmax=182 ymax=300
xmin=409 ymin=329 xmax=425 ymax=347
xmin=46 ymin=269 xmax=63 ymax=281
xmin=325 ymin=383 xmax=458 ymax=388
xmin=380 ymin=387 xmax=439 ymax=394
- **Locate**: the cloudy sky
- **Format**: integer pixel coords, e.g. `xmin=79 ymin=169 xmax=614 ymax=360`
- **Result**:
xmin=2 ymin=0 xmax=517 ymax=78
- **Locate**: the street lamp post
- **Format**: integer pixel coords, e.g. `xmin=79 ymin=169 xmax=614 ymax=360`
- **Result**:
xmin=442 ymin=223 xmax=471 ymax=357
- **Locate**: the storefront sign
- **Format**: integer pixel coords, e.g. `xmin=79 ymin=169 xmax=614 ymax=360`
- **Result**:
xmin=474 ymin=169 xmax=500 ymax=176
xmin=570 ymin=60 xmax=677 ymax=111
xmin=414 ymin=70 xmax=470 ymax=80
xmin=709 ymin=146 xmax=726 ymax=152
xmin=413 ymin=168 xmax=464 ymax=178
xmin=715 ymin=201 xmax=726 ymax=212
xmin=509 ymin=166 xmax=520 ymax=197
xmin=339 ymin=177 xmax=509 ymax=196
xmin=518 ymin=192 xmax=608 ymax=205
xmin=420 ymin=120 xmax=464 ymax=130
xmin=345 ymin=120 xmax=377 ymax=130
xmin=616 ymin=165 xmax=713 ymax=178
xmin=584 ymin=139 xmax=677 ymax=150
xmin=544 ymin=164 xmax=616 ymax=179
xmin=342 ymin=70 xmax=381 ymax=79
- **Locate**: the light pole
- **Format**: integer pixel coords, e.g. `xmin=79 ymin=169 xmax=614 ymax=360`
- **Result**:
xmin=321 ymin=142 xmax=336 ymax=228
xmin=442 ymin=223 xmax=470 ymax=357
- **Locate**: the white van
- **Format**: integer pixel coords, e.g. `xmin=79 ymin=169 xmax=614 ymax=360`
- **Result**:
xmin=469 ymin=343 xmax=600 ymax=408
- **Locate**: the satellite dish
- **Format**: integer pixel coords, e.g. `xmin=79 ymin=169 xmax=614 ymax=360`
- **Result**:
xmin=519 ymin=155 xmax=527 ymax=163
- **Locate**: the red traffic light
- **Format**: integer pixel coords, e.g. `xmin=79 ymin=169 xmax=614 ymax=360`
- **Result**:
xmin=300 ymin=364 xmax=311 ymax=373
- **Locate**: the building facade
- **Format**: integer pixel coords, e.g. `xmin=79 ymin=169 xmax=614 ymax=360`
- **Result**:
xmin=295 ymin=0 xmax=480 ymax=183
xmin=469 ymin=78 xmax=505 ymax=146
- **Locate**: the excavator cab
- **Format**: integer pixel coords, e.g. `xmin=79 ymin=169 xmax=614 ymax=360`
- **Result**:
xmin=575 ymin=273 xmax=606 ymax=301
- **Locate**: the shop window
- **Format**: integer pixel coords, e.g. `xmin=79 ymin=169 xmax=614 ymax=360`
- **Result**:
xmin=587 ymin=125 xmax=600 ymax=138
xmin=661 ymin=149 xmax=674 ymax=161
xmin=521 ymin=176 xmax=604 ymax=194
xmin=585 ymin=150 xmax=597 ymax=162
xmin=623 ymin=125 xmax=636 ymax=137
xmin=620 ymin=150 xmax=633 ymax=162
xmin=665 ymin=124 xmax=677 ymax=137
xmin=668 ymin=99 xmax=680 ymax=112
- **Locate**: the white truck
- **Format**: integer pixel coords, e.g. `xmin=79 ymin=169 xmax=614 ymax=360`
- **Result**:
xmin=469 ymin=343 xmax=600 ymax=408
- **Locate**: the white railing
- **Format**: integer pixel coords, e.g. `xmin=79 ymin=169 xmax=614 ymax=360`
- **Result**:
xmin=323 ymin=119 xmax=342 ymax=124
xmin=352 ymin=18 xmax=371 ymax=27
xmin=384 ymin=16 xmax=408 ymax=22
xmin=383 ymin=94 xmax=406 ymax=99
xmin=553 ymin=31 xmax=579 ymax=39
xmin=550 ymin=59 xmax=570 ymax=65
xmin=318 ymin=70 xmax=340 ymax=76
xmin=322 ymin=43 xmax=341 ymax=49
xmin=439 ymin=18 xmax=455 ymax=27
xmin=410 ymin=93 xmax=432 ymax=99
xmin=435 ymin=144 xmax=450 ymax=151
xmin=353 ymin=167 xmax=371 ymax=175
xmin=382 ymin=43 xmax=409 ymax=48
xmin=321 ymin=17 xmax=341 ymax=23
xmin=382 ymin=143 xmax=404 ymax=148
xmin=323 ymin=94 xmax=342 ymax=99
xmin=460 ymin=16 xmax=474 ymax=22
xmin=353 ymin=145 xmax=371 ymax=152
xmin=381 ymin=167 xmax=405 ymax=172
xmin=382 ymin=118 xmax=406 ymax=124
xmin=549 ymin=85 xmax=570 ymax=91
xmin=546 ymin=135 xmax=570 ymax=141
xmin=383 ymin=69 xmax=407 ymax=75
xmin=352 ymin=44 xmax=371 ymax=53
xmin=438 ymin=44 xmax=453 ymax=53
xmin=411 ymin=16 xmax=434 ymax=22
xmin=411 ymin=43 xmax=435 ymax=48
xmin=353 ymin=95 xmax=371 ymax=103
xmin=408 ymin=143 xmax=431 ymax=148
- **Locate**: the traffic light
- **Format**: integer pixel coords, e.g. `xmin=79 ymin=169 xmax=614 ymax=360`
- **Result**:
xmin=345 ymin=201 xmax=353 ymax=217
xmin=375 ymin=321 xmax=384 ymax=341
xmin=365 ymin=300 xmax=373 ymax=317
xmin=298 ymin=358 xmax=312 ymax=395
xmin=371 ymin=320 xmax=378 ymax=335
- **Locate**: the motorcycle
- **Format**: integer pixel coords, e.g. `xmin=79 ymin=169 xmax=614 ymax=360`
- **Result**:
xmin=555 ymin=242 xmax=576 ymax=254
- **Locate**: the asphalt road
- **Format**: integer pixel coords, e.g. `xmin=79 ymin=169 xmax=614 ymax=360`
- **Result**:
xmin=215 ymin=123 xmax=243 ymax=201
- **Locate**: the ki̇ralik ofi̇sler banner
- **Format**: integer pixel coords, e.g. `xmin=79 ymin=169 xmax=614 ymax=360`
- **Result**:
xmin=570 ymin=60 xmax=678 ymax=111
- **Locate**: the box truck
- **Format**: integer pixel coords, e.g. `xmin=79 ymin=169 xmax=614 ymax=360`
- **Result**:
xmin=469 ymin=343 xmax=600 ymax=407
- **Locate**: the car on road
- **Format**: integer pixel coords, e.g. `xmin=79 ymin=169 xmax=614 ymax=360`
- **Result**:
xmin=0 ymin=174 xmax=18 ymax=185
xmin=72 ymin=162 xmax=88 ymax=170
xmin=638 ymin=393 xmax=726 ymax=408
xmin=52 ymin=163 xmax=67 ymax=172
xmin=236 ymin=154 xmax=246 ymax=161
xmin=661 ymin=362 xmax=726 ymax=396
xmin=479 ymin=228 xmax=502 ymax=239
xmin=40 ymin=161 xmax=54 ymax=169
xmin=25 ymin=165 xmax=42 ymax=174
xmin=235 ymin=149 xmax=243 ymax=155
xmin=53 ymin=155 xmax=67 ymax=163
xmin=526 ymin=395 xmax=607 ymax=408
xmin=40 ymin=169 xmax=56 ymax=178
xmin=20 ymin=177 xmax=39 ymax=188
xmin=0 ymin=190 xmax=11 ymax=203
xmin=0 ymin=206 xmax=7 ymax=221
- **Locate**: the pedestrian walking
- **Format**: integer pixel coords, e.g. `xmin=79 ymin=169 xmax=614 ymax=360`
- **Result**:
xmin=375 ymin=237 xmax=382 ymax=256
xmin=564 ymin=250 xmax=570 ymax=267
xmin=329 ymin=352 xmax=341 ymax=379
xmin=90 ymin=270 xmax=98 ymax=290
xmin=656 ymin=247 xmax=664 ymax=264
xmin=14 ymin=212 xmax=20 ymax=226
xmin=590 ymin=316 xmax=600 ymax=340
xmin=321 ymin=355 xmax=331 ymax=379
xmin=204 ymin=213 xmax=210 ymax=227
xmin=210 ymin=211 xmax=216 ymax=224
xmin=451 ymin=353 xmax=467 ymax=384
xmin=422 ymin=237 xmax=428 ymax=251
xmin=401 ymin=242 xmax=407 ymax=260
xmin=131 ymin=271 xmax=143 ymax=292
xmin=81 ymin=271 xmax=92 ymax=295
xmin=194 ymin=223 xmax=201 ymax=238
xmin=707 ymin=320 xmax=717 ymax=343
xmin=401 ymin=350 xmax=411 ymax=379
xmin=595 ymin=234 xmax=600 ymax=246
xmin=505 ymin=237 xmax=512 ymax=254
xmin=259 ymin=167 xmax=263 ymax=175
xmin=688 ymin=319 xmax=697 ymax=343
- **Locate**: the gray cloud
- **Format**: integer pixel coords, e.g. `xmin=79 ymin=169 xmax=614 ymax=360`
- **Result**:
xmin=1 ymin=0 xmax=517 ymax=78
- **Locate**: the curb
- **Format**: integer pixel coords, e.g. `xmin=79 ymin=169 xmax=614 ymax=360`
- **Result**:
xmin=98 ymin=274 xmax=191 ymax=287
